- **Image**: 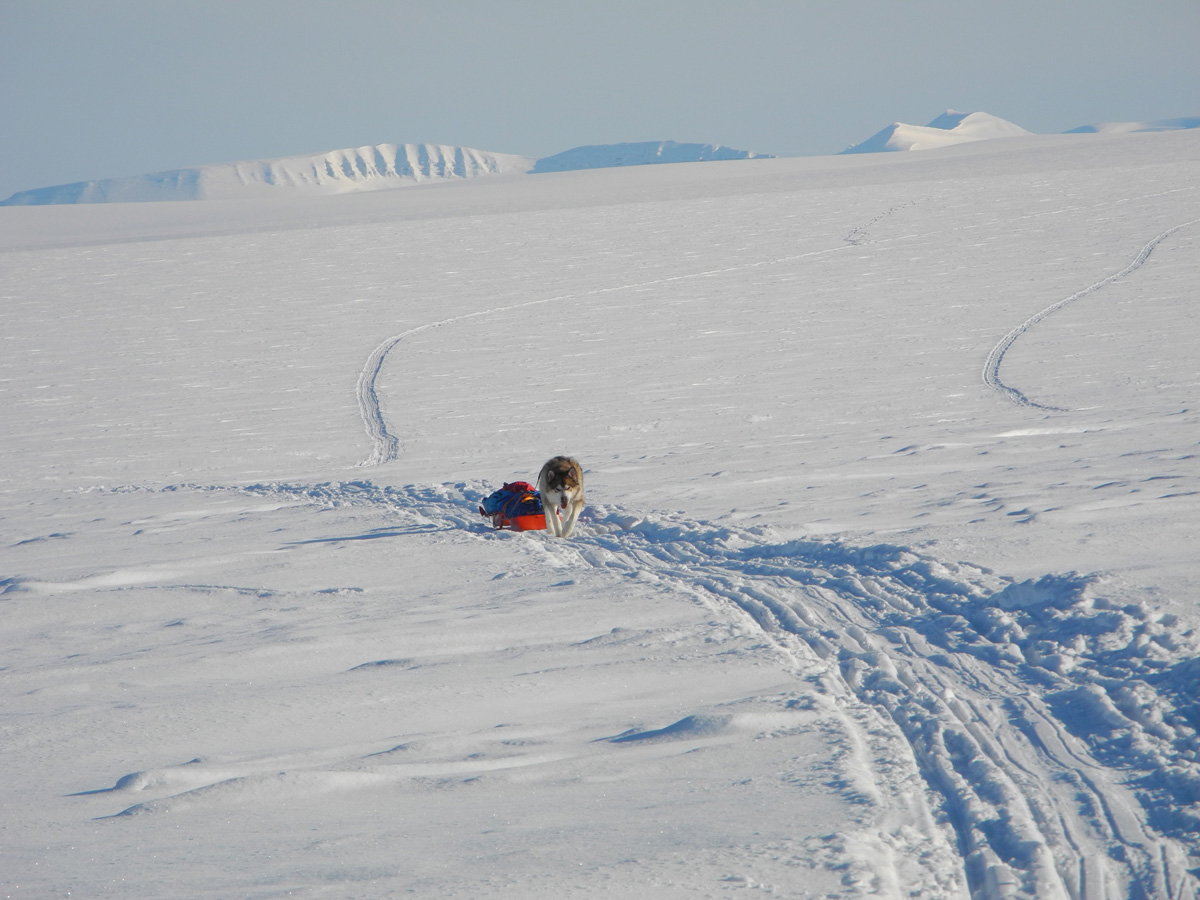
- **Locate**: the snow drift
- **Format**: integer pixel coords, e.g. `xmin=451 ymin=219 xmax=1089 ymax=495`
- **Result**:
xmin=841 ymin=110 xmax=1032 ymax=154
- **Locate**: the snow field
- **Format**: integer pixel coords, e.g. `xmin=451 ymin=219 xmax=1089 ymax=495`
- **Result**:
xmin=2 ymin=129 xmax=1199 ymax=898
xmin=3 ymin=485 xmax=864 ymax=898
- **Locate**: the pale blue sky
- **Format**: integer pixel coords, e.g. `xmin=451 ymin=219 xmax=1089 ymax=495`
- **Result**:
xmin=1 ymin=0 xmax=1197 ymax=199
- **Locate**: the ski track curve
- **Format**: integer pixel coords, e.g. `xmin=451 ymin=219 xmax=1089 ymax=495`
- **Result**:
xmin=354 ymin=243 xmax=858 ymax=467
xmin=359 ymin=198 xmax=1196 ymax=466
xmin=357 ymin=199 xmax=929 ymax=467
xmin=561 ymin=508 xmax=1200 ymax=900
xmin=96 ymin=480 xmax=1200 ymax=900
xmin=983 ymin=218 xmax=1200 ymax=411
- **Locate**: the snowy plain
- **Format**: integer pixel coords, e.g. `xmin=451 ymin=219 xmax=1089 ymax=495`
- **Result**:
xmin=1 ymin=128 xmax=1198 ymax=899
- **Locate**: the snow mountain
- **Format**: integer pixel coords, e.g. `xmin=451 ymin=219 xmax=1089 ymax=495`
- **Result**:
xmin=0 ymin=139 xmax=772 ymax=206
xmin=0 ymin=143 xmax=537 ymax=205
xmin=531 ymin=140 xmax=772 ymax=173
xmin=841 ymin=110 xmax=1032 ymax=154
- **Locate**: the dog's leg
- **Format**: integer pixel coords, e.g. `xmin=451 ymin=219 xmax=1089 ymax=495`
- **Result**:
xmin=559 ymin=501 xmax=581 ymax=538
xmin=543 ymin=501 xmax=563 ymax=537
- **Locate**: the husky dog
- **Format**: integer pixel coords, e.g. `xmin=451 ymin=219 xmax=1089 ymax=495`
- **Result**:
xmin=538 ymin=456 xmax=585 ymax=538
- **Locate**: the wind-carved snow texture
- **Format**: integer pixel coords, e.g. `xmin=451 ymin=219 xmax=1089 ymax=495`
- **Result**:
xmin=983 ymin=218 xmax=1200 ymax=411
xmin=95 ymin=480 xmax=1200 ymax=900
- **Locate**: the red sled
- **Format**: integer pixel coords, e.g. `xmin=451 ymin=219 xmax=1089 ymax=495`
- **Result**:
xmin=493 ymin=512 xmax=547 ymax=532
xmin=479 ymin=481 xmax=547 ymax=532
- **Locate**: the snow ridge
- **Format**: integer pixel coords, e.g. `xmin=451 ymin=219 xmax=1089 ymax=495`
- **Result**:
xmin=983 ymin=218 xmax=1200 ymax=410
xmin=0 ymin=144 xmax=535 ymax=204
xmin=1 ymin=140 xmax=770 ymax=205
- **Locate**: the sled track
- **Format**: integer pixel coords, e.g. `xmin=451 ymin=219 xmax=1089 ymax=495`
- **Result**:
xmin=354 ymin=244 xmax=855 ymax=467
xmin=357 ymin=200 xmax=928 ymax=467
xmin=843 ymin=201 xmax=917 ymax=245
xmin=565 ymin=507 xmax=1200 ymax=900
xmin=110 ymin=480 xmax=1200 ymax=900
xmin=983 ymin=219 xmax=1199 ymax=411
xmin=359 ymin=202 xmax=1197 ymax=464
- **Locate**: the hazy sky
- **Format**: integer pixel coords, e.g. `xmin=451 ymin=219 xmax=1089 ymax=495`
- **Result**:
xmin=2 ymin=0 xmax=1197 ymax=199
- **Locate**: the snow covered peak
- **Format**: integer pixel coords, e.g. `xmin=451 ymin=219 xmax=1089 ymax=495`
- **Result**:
xmin=1 ymin=139 xmax=774 ymax=205
xmin=531 ymin=141 xmax=772 ymax=173
xmin=841 ymin=110 xmax=1032 ymax=154
xmin=0 ymin=143 xmax=537 ymax=205
xmin=925 ymin=110 xmax=1031 ymax=138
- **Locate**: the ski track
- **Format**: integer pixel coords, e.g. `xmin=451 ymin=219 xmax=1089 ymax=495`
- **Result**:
xmin=354 ymin=244 xmax=855 ymax=467
xmin=982 ymin=218 xmax=1200 ymax=411
xmin=843 ymin=201 xmax=918 ymax=246
xmin=359 ymin=199 xmax=1198 ymax=466
xmin=86 ymin=480 xmax=1200 ymax=900
xmin=357 ymin=200 xmax=927 ymax=467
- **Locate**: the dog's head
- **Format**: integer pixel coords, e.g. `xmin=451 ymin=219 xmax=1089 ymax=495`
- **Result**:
xmin=543 ymin=458 xmax=581 ymax=492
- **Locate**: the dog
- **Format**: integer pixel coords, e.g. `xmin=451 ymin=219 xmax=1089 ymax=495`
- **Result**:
xmin=538 ymin=456 xmax=585 ymax=538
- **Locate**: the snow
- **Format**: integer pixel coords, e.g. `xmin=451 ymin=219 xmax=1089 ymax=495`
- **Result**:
xmin=1065 ymin=117 xmax=1200 ymax=135
xmin=842 ymin=111 xmax=1032 ymax=154
xmin=841 ymin=111 xmax=1198 ymax=156
xmin=0 ymin=141 xmax=772 ymax=206
xmin=532 ymin=141 xmax=771 ymax=173
xmin=0 ymin=144 xmax=537 ymax=205
xmin=2 ymin=128 xmax=1198 ymax=900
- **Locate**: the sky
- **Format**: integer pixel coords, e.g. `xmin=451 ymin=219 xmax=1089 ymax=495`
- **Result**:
xmin=1 ymin=0 xmax=1197 ymax=200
